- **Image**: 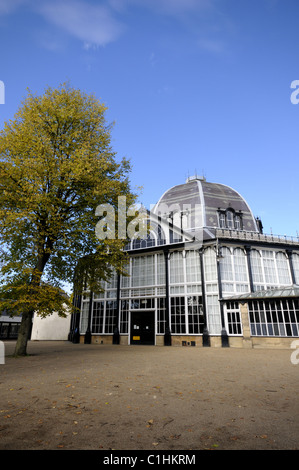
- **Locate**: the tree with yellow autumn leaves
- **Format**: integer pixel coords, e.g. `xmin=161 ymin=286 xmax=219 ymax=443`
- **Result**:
xmin=0 ymin=83 xmax=137 ymax=356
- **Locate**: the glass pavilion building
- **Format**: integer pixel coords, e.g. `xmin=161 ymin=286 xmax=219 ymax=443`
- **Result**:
xmin=69 ymin=176 xmax=299 ymax=348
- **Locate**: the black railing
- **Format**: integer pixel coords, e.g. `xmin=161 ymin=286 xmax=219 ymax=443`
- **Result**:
xmin=215 ymin=229 xmax=299 ymax=245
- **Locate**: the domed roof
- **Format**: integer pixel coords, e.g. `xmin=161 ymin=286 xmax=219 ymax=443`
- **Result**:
xmin=152 ymin=176 xmax=259 ymax=237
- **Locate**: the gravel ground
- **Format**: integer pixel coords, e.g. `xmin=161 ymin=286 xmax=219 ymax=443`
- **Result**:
xmin=0 ymin=340 xmax=298 ymax=451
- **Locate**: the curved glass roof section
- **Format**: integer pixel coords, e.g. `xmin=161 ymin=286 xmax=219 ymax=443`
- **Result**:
xmin=152 ymin=176 xmax=259 ymax=234
xmin=225 ymin=285 xmax=299 ymax=300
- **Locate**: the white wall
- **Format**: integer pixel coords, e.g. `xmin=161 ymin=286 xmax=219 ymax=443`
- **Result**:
xmin=31 ymin=310 xmax=71 ymax=340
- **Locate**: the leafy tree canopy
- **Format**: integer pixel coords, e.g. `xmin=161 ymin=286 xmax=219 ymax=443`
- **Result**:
xmin=0 ymin=83 xmax=137 ymax=354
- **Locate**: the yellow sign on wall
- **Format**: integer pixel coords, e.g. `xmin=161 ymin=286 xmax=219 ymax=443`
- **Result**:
xmin=133 ymin=336 xmax=140 ymax=341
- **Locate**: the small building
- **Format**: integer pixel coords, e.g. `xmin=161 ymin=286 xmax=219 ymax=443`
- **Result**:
xmin=69 ymin=176 xmax=299 ymax=349
xmin=1 ymin=290 xmax=71 ymax=341
xmin=31 ymin=309 xmax=71 ymax=341
xmin=0 ymin=310 xmax=21 ymax=340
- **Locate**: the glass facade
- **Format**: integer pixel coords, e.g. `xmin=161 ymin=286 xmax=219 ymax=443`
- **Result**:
xmin=250 ymin=249 xmax=291 ymax=291
xmin=76 ymin=175 xmax=299 ymax=343
xmin=248 ymin=299 xmax=299 ymax=337
xmin=80 ymin=249 xmax=206 ymax=337
xmin=292 ymin=253 xmax=299 ymax=283
xmin=79 ymin=245 xmax=299 ymax=340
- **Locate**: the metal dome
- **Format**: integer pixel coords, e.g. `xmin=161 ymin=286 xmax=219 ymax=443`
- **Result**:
xmin=151 ymin=176 xmax=259 ymax=237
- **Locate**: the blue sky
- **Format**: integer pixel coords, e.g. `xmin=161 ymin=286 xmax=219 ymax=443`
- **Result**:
xmin=0 ymin=0 xmax=299 ymax=236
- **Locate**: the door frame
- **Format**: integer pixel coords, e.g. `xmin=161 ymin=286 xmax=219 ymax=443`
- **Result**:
xmin=129 ymin=310 xmax=156 ymax=345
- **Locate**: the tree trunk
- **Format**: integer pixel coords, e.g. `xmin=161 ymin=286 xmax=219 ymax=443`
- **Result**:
xmin=14 ymin=309 xmax=34 ymax=356
xmin=14 ymin=247 xmax=50 ymax=356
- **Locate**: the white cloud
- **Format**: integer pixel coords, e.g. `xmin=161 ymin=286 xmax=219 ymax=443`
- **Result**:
xmin=37 ymin=0 xmax=125 ymax=47
xmin=0 ymin=0 xmax=229 ymax=55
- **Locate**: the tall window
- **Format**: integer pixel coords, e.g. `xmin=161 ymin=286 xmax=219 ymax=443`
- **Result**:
xmin=185 ymin=251 xmax=201 ymax=283
xmin=187 ymin=296 xmax=204 ymax=334
xmin=169 ymin=251 xmax=184 ymax=284
xmin=293 ymin=253 xmax=299 ymax=283
xmin=104 ymin=300 xmax=117 ymax=334
xmin=80 ymin=301 xmax=89 ymax=334
xmin=156 ymin=224 xmax=166 ymax=246
xmin=226 ymin=210 xmax=234 ymax=229
xmin=250 ymin=249 xmax=264 ymax=285
xmin=276 ymin=252 xmax=291 ymax=285
xmin=157 ymin=298 xmax=166 ymax=334
xmin=92 ymin=301 xmax=104 ymax=333
xmin=157 ymin=253 xmax=165 ymax=285
xmin=206 ymin=294 xmax=221 ymax=335
xmin=106 ymin=269 xmax=118 ymax=289
xmin=121 ymin=262 xmax=130 ymax=290
xmin=262 ymin=250 xmax=277 ymax=284
xmin=131 ymin=255 xmax=155 ymax=287
xmin=204 ymin=247 xmax=217 ymax=282
xmin=235 ymin=215 xmax=242 ymax=230
xmin=233 ymin=248 xmax=248 ymax=282
xmin=225 ymin=301 xmax=242 ymax=335
xmin=120 ymin=300 xmax=129 ymax=334
xmin=220 ymin=247 xmax=233 ymax=281
xmin=220 ymin=247 xmax=249 ymax=293
xmin=219 ymin=212 xmax=226 ymax=228
xmin=170 ymin=297 xmax=186 ymax=333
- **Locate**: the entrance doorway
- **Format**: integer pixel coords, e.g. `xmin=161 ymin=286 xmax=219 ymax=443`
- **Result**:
xmin=130 ymin=311 xmax=155 ymax=345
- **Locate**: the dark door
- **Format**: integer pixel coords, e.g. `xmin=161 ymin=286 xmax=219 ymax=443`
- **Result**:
xmin=130 ymin=311 xmax=155 ymax=345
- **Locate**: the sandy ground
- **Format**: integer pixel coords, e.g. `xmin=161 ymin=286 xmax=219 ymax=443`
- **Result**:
xmin=0 ymin=340 xmax=298 ymax=452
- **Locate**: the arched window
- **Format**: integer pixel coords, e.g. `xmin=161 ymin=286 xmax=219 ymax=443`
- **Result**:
xmin=226 ymin=210 xmax=234 ymax=229
xmin=250 ymin=249 xmax=264 ymax=284
xmin=219 ymin=212 xmax=226 ymax=228
xmin=292 ymin=253 xmax=299 ymax=284
xmin=131 ymin=255 xmax=155 ymax=287
xmin=157 ymin=253 xmax=165 ymax=285
xmin=218 ymin=209 xmax=243 ymax=230
xmin=131 ymin=230 xmax=156 ymax=249
xmin=169 ymin=251 xmax=184 ymax=284
xmin=156 ymin=224 xmax=166 ymax=246
xmin=185 ymin=251 xmax=201 ymax=283
xmin=276 ymin=252 xmax=291 ymax=285
xmin=129 ymin=221 xmax=166 ymax=250
xmin=172 ymin=211 xmax=181 ymax=228
xmin=262 ymin=250 xmax=277 ymax=284
xmin=204 ymin=247 xmax=217 ymax=282
xmin=233 ymin=248 xmax=248 ymax=282
xmin=235 ymin=214 xmax=242 ymax=230
xmin=121 ymin=262 xmax=130 ymax=288
xmin=220 ymin=247 xmax=233 ymax=281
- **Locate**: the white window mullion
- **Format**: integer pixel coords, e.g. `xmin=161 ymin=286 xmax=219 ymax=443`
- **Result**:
xmin=102 ymin=289 xmax=106 ymax=334
xmin=182 ymin=250 xmax=189 ymax=335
